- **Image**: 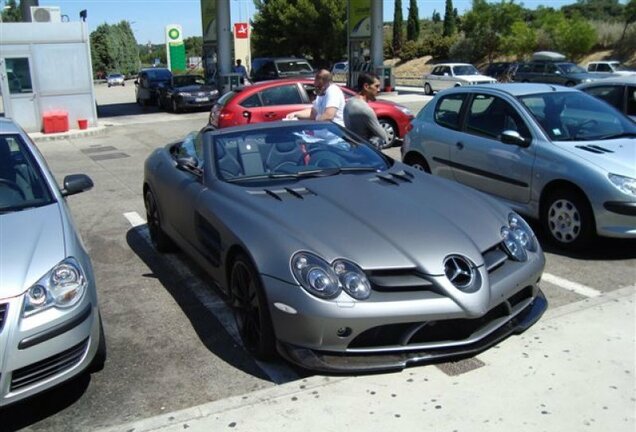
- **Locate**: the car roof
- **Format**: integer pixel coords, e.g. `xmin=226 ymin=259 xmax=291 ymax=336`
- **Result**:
xmin=0 ymin=117 xmax=20 ymax=134
xmin=434 ymin=63 xmax=474 ymax=67
xmin=587 ymin=60 xmax=621 ymax=65
xmin=577 ymin=75 xmax=636 ymax=87
xmin=444 ymin=83 xmax=579 ymax=97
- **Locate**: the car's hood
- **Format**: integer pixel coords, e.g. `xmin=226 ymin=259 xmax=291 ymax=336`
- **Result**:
xmin=174 ymin=84 xmax=217 ymax=93
xmin=0 ymin=204 xmax=65 ymax=298
xmin=235 ymin=170 xmax=509 ymax=275
xmin=554 ymin=138 xmax=636 ymax=175
xmin=456 ymin=75 xmax=495 ymax=82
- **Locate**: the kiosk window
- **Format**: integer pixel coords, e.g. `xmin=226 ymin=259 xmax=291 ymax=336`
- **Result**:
xmin=6 ymin=58 xmax=32 ymax=94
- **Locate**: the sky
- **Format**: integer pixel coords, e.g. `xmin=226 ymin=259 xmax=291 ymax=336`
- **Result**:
xmin=22 ymin=0 xmax=592 ymax=45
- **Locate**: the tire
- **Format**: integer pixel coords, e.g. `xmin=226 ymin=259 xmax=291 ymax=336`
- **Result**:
xmin=230 ymin=254 xmax=276 ymax=360
xmin=541 ymin=188 xmax=595 ymax=249
xmin=144 ymin=189 xmax=176 ymax=252
xmin=108 ymin=84 xmax=111 ymax=88
xmin=378 ymin=118 xmax=397 ymax=149
xmin=404 ymin=153 xmax=431 ymax=173
xmin=424 ymin=83 xmax=433 ymax=95
xmin=88 ymin=314 xmax=107 ymax=373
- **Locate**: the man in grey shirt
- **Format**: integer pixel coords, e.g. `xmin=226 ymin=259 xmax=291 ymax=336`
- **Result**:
xmin=344 ymin=72 xmax=387 ymax=148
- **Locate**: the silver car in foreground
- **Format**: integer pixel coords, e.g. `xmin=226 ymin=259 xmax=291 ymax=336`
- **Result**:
xmin=402 ymin=83 xmax=636 ymax=248
xmin=0 ymin=118 xmax=105 ymax=407
xmin=144 ymin=121 xmax=546 ymax=372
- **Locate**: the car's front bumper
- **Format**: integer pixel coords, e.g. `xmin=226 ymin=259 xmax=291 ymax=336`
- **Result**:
xmin=263 ymin=249 xmax=546 ymax=372
xmin=595 ymin=201 xmax=636 ymax=238
xmin=177 ymin=96 xmax=216 ymax=109
xmin=0 ymin=292 xmax=101 ymax=407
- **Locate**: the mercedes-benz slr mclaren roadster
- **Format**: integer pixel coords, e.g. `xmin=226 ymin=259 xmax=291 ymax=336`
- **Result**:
xmin=143 ymin=121 xmax=547 ymax=372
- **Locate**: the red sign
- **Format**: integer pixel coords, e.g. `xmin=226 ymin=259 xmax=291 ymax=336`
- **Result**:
xmin=234 ymin=23 xmax=249 ymax=39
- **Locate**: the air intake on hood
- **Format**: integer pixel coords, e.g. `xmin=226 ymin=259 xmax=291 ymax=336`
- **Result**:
xmin=248 ymin=187 xmax=315 ymax=201
xmin=575 ymin=145 xmax=614 ymax=154
xmin=372 ymin=170 xmax=414 ymax=186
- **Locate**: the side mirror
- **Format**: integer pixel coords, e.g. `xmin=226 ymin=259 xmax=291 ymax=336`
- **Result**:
xmin=443 ymin=72 xmax=449 ymax=76
xmin=61 ymin=174 xmax=93 ymax=196
xmin=134 ymin=79 xmax=139 ymax=85
xmin=554 ymin=70 xmax=561 ymax=75
xmin=501 ymin=130 xmax=530 ymax=147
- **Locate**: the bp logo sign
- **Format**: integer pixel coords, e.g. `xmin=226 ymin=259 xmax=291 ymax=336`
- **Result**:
xmin=168 ymin=28 xmax=180 ymax=40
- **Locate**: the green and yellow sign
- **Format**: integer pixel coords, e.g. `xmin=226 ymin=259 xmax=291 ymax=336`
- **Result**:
xmin=166 ymin=24 xmax=186 ymax=72
xmin=348 ymin=0 xmax=371 ymax=38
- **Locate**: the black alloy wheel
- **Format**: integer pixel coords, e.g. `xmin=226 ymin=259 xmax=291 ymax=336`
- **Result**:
xmin=231 ymin=255 xmax=276 ymax=360
xmin=144 ymin=189 xmax=175 ymax=252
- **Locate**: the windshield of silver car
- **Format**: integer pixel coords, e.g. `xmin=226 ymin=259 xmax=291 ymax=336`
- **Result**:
xmin=0 ymin=135 xmax=54 ymax=213
xmin=213 ymin=123 xmax=391 ymax=182
xmin=453 ymin=65 xmax=479 ymax=75
xmin=518 ymin=91 xmax=636 ymax=141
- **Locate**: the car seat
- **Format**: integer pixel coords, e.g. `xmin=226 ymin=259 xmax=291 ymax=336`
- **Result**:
xmin=264 ymin=134 xmax=304 ymax=173
xmin=214 ymin=142 xmax=243 ymax=179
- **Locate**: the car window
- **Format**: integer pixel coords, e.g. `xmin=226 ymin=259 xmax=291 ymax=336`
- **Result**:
xmin=597 ymin=63 xmax=612 ymax=72
xmin=557 ymin=63 xmax=586 ymax=74
xmin=587 ymin=64 xmax=596 ymax=72
xmin=212 ymin=123 xmax=390 ymax=182
xmin=260 ymin=85 xmax=303 ymax=106
xmin=546 ymin=63 xmax=558 ymax=73
xmin=434 ymin=94 xmax=465 ymax=130
xmin=453 ymin=65 xmax=479 ymax=75
xmin=627 ymin=86 xmax=636 ymax=117
xmin=173 ymin=75 xmax=204 ymax=86
xmin=442 ymin=66 xmax=451 ymax=76
xmin=276 ymin=60 xmax=313 ymax=74
xmin=176 ymin=131 xmax=203 ymax=167
xmin=583 ymin=85 xmax=624 ymax=111
xmin=517 ymin=64 xmax=532 ymax=73
xmin=466 ymin=95 xmax=530 ymax=139
xmin=518 ymin=91 xmax=636 ymax=141
xmin=240 ymin=93 xmax=262 ymax=108
xmin=302 ymin=83 xmax=317 ymax=102
xmin=531 ymin=63 xmax=545 ymax=73
xmin=0 ymin=134 xmax=54 ymax=212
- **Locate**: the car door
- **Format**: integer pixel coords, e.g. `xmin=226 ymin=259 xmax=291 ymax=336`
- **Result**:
xmin=449 ymin=93 xmax=535 ymax=204
xmin=245 ymin=83 xmax=308 ymax=123
xmin=439 ymin=66 xmax=455 ymax=90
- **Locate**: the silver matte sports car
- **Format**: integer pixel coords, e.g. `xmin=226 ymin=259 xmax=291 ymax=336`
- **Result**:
xmin=143 ymin=120 xmax=547 ymax=372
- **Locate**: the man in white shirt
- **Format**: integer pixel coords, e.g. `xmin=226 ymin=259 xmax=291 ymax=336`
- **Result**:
xmin=286 ymin=69 xmax=345 ymax=126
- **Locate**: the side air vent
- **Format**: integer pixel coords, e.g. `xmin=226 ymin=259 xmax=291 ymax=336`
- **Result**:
xmin=575 ymin=145 xmax=614 ymax=154
xmin=248 ymin=187 xmax=315 ymax=201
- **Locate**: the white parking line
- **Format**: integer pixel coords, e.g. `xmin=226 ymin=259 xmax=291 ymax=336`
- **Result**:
xmin=542 ymin=272 xmax=602 ymax=298
xmin=123 ymin=211 xmax=298 ymax=384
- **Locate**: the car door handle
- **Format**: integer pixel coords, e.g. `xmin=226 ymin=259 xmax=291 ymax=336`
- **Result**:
xmin=456 ymin=141 xmax=464 ymax=150
xmin=265 ymin=112 xmax=277 ymax=119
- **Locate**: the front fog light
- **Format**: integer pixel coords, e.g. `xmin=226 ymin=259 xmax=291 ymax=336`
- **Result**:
xmin=27 ymin=285 xmax=48 ymax=306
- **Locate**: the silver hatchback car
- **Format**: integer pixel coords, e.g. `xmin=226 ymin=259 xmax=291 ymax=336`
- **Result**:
xmin=402 ymin=84 xmax=636 ymax=248
xmin=0 ymin=118 xmax=105 ymax=407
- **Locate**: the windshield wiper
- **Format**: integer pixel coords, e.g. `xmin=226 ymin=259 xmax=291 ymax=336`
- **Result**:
xmin=226 ymin=167 xmax=379 ymax=183
xmin=597 ymin=132 xmax=636 ymax=140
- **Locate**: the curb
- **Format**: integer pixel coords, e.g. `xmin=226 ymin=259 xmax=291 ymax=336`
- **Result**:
xmin=29 ymin=125 xmax=109 ymax=143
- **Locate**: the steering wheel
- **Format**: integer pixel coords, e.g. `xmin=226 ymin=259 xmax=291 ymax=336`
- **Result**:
xmin=572 ymin=119 xmax=598 ymax=137
xmin=0 ymin=178 xmax=25 ymax=199
xmin=309 ymin=151 xmax=343 ymax=168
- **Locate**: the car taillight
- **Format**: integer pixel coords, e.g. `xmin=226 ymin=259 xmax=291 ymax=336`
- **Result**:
xmin=219 ymin=110 xmax=234 ymax=121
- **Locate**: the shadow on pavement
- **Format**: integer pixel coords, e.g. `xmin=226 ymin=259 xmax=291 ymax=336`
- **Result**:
xmin=97 ymin=102 xmax=162 ymax=118
xmin=0 ymin=374 xmax=91 ymax=431
xmin=125 ymin=226 xmax=299 ymax=383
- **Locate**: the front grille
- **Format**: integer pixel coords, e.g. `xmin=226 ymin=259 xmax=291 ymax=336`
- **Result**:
xmin=483 ymin=243 xmax=510 ymax=273
xmin=0 ymin=303 xmax=7 ymax=333
xmin=11 ymin=338 xmax=89 ymax=391
xmin=367 ymin=269 xmax=436 ymax=292
xmin=349 ymin=286 xmax=534 ymax=349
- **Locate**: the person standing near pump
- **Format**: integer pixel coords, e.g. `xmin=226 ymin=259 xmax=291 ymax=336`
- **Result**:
xmin=233 ymin=59 xmax=248 ymax=84
xmin=343 ymin=72 xmax=388 ymax=148
xmin=285 ymin=69 xmax=345 ymax=126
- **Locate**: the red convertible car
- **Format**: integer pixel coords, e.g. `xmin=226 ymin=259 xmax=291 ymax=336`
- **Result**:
xmin=209 ymin=78 xmax=414 ymax=148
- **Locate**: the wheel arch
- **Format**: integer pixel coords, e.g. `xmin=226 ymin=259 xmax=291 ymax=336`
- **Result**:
xmin=539 ymin=179 xmax=596 ymax=226
xmin=402 ymin=150 xmax=431 ymax=172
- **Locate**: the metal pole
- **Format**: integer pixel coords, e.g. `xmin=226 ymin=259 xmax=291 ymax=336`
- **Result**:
xmin=370 ymin=0 xmax=383 ymax=68
xmin=216 ymin=0 xmax=232 ymax=76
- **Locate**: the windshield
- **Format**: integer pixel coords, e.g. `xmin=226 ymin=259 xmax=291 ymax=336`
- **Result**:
xmin=173 ymin=75 xmax=205 ymax=87
xmin=146 ymin=69 xmax=172 ymax=81
xmin=518 ymin=91 xmax=636 ymax=141
xmin=557 ymin=63 xmax=586 ymax=74
xmin=0 ymin=134 xmax=54 ymax=213
xmin=212 ymin=123 xmax=391 ymax=183
xmin=109 ymin=74 xmax=123 ymax=78
xmin=276 ymin=60 xmax=313 ymax=74
xmin=453 ymin=65 xmax=479 ymax=75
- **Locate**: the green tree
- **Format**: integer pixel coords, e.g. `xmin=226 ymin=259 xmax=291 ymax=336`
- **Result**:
xmin=621 ymin=0 xmax=636 ymax=42
xmin=393 ymin=0 xmax=403 ymax=56
xmin=554 ymin=14 xmax=596 ymax=59
xmin=407 ymin=0 xmax=420 ymax=41
xmin=501 ymin=21 xmax=537 ymax=59
xmin=432 ymin=10 xmax=441 ymax=23
xmin=251 ymin=0 xmax=346 ymax=67
xmin=1 ymin=0 xmax=22 ymax=22
xmin=184 ymin=36 xmax=203 ymax=60
xmin=562 ymin=0 xmax=623 ymax=21
xmin=443 ymin=0 xmax=456 ymax=36
xmin=89 ymin=21 xmax=140 ymax=78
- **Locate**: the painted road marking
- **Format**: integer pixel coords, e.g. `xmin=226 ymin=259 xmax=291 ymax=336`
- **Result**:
xmin=124 ymin=212 xmax=298 ymax=384
xmin=542 ymin=272 xmax=602 ymax=298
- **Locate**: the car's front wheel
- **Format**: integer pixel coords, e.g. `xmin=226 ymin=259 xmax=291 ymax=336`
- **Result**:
xmin=424 ymin=83 xmax=433 ymax=95
xmin=231 ymin=254 xmax=276 ymax=360
xmin=542 ymin=188 xmax=595 ymax=249
xmin=144 ymin=189 xmax=175 ymax=252
xmin=378 ymin=118 xmax=397 ymax=149
xmin=404 ymin=153 xmax=431 ymax=173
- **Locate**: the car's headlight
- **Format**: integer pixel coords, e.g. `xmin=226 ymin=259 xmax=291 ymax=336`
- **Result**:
xmin=23 ymin=257 xmax=87 ymax=317
xmin=397 ymin=106 xmax=413 ymax=116
xmin=178 ymin=92 xmax=192 ymax=97
xmin=501 ymin=213 xmax=537 ymax=261
xmin=609 ymin=173 xmax=636 ymax=196
xmin=291 ymin=252 xmax=372 ymax=300
xmin=210 ymin=89 xmax=219 ymax=96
